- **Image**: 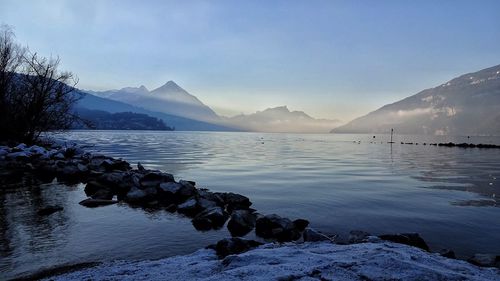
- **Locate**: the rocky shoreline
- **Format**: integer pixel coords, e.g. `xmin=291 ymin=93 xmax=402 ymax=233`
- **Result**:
xmin=1 ymin=140 xmax=499 ymax=279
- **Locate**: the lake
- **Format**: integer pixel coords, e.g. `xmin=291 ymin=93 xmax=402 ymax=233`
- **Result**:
xmin=1 ymin=131 xmax=499 ymax=279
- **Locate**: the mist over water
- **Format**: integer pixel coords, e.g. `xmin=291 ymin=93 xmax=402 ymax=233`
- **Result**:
xmin=1 ymin=131 xmax=500 ymax=279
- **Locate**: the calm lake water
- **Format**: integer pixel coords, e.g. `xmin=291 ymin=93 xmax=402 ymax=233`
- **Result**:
xmin=1 ymin=131 xmax=500 ymax=279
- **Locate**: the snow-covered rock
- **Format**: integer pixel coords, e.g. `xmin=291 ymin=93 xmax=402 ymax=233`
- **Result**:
xmin=0 ymin=147 xmax=9 ymax=157
xmin=28 ymin=145 xmax=47 ymax=155
xmin=46 ymin=241 xmax=500 ymax=281
xmin=6 ymin=151 xmax=32 ymax=160
xmin=14 ymin=143 xmax=27 ymax=151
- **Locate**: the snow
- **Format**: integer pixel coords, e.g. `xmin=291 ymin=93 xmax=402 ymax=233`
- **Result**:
xmin=46 ymin=241 xmax=499 ymax=281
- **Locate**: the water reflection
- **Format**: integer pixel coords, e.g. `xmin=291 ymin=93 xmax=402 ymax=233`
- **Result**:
xmin=1 ymin=131 xmax=499 ymax=279
xmin=0 ymin=178 xmax=72 ymax=278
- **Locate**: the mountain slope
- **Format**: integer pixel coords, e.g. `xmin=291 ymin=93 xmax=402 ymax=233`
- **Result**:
xmin=226 ymin=106 xmax=342 ymax=133
xmin=88 ymin=81 xmax=219 ymax=122
xmin=77 ymin=91 xmax=236 ymax=131
xmin=332 ymin=64 xmax=500 ymax=136
xmin=74 ymin=109 xmax=172 ymax=130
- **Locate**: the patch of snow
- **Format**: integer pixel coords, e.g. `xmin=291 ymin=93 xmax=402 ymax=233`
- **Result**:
xmin=421 ymin=96 xmax=434 ymax=102
xmin=435 ymin=128 xmax=448 ymax=136
xmin=47 ymin=242 xmax=499 ymax=281
xmin=393 ymin=107 xmax=433 ymax=118
xmin=444 ymin=106 xmax=457 ymax=117
xmin=471 ymin=79 xmax=486 ymax=85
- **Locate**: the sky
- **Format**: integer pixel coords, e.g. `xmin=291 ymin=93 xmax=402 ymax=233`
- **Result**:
xmin=1 ymin=0 xmax=500 ymax=121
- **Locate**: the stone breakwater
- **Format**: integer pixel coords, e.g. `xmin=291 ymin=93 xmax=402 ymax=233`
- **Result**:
xmin=0 ymin=142 xmax=309 ymax=242
xmin=398 ymin=142 xmax=500 ymax=148
xmin=1 ymin=142 xmax=499 ymax=269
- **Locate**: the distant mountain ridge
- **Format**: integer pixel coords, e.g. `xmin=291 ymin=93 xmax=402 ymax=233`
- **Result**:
xmin=332 ymin=64 xmax=500 ymax=136
xmin=225 ymin=106 xmax=342 ymax=133
xmin=85 ymin=81 xmax=341 ymax=133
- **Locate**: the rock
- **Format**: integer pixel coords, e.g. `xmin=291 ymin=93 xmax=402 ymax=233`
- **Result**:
xmin=6 ymin=151 xmax=32 ymax=160
xmin=439 ymin=249 xmax=456 ymax=259
xmin=165 ymin=204 xmax=177 ymax=212
xmin=177 ymin=198 xmax=198 ymax=215
xmin=106 ymin=159 xmax=131 ymax=171
xmin=88 ymin=156 xmax=130 ymax=172
xmin=64 ymin=146 xmax=85 ymax=158
xmin=97 ymin=172 xmax=128 ymax=190
xmin=91 ymin=188 xmax=114 ymax=200
xmin=208 ymin=238 xmax=263 ymax=258
xmin=29 ymin=145 xmax=47 ymax=155
xmin=52 ymin=152 xmax=65 ymax=160
xmin=158 ymin=181 xmax=197 ymax=203
xmin=255 ymin=214 xmax=302 ymax=242
xmin=293 ymin=219 xmax=309 ymax=231
xmin=77 ymin=163 xmax=89 ymax=173
xmin=379 ymin=233 xmax=430 ymax=251
xmin=84 ymin=181 xmax=110 ymax=196
xmin=177 ymin=180 xmax=197 ymax=199
xmin=79 ymin=198 xmax=119 ymax=208
xmin=197 ymin=198 xmax=217 ymax=210
xmin=303 ymin=228 xmax=333 ymax=242
xmin=140 ymin=172 xmax=174 ymax=188
xmin=468 ymin=254 xmax=500 ymax=268
xmin=256 ymin=214 xmax=284 ymax=238
xmin=57 ymin=164 xmax=87 ymax=182
xmin=89 ymin=172 xmax=133 ymax=198
xmin=137 ymin=162 xmax=145 ymax=172
xmin=192 ymin=207 xmax=228 ymax=230
xmin=158 ymin=182 xmax=183 ymax=199
xmin=143 ymin=186 xmax=157 ymax=197
xmin=89 ymin=156 xmax=112 ymax=172
xmin=13 ymin=143 xmax=27 ymax=151
xmin=198 ymin=190 xmax=224 ymax=206
xmin=348 ymin=230 xmax=371 ymax=244
xmin=0 ymin=148 xmax=9 ymax=157
xmin=227 ymin=210 xmax=256 ymax=237
xmin=220 ymin=192 xmax=252 ymax=211
xmin=37 ymin=205 xmax=63 ymax=216
xmin=125 ymin=186 xmax=148 ymax=203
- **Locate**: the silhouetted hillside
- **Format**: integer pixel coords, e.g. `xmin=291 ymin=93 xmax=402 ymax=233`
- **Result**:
xmin=74 ymin=109 xmax=173 ymax=131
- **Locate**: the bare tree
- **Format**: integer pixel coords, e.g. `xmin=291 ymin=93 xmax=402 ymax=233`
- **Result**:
xmin=0 ymin=25 xmax=81 ymax=143
xmin=0 ymin=25 xmax=25 ymax=137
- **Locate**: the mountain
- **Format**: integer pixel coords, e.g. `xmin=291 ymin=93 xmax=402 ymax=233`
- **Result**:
xmin=88 ymin=81 xmax=219 ymax=122
xmin=332 ymin=64 xmax=500 ymax=136
xmin=86 ymin=81 xmax=341 ymax=133
xmin=225 ymin=106 xmax=342 ymax=133
xmin=76 ymin=91 xmax=236 ymax=131
xmin=74 ymin=109 xmax=173 ymax=131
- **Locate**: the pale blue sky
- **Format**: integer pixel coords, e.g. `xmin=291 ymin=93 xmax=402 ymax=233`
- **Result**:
xmin=1 ymin=0 xmax=499 ymax=121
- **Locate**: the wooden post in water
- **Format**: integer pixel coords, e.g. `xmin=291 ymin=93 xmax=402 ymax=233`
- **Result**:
xmin=388 ymin=128 xmax=394 ymax=144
